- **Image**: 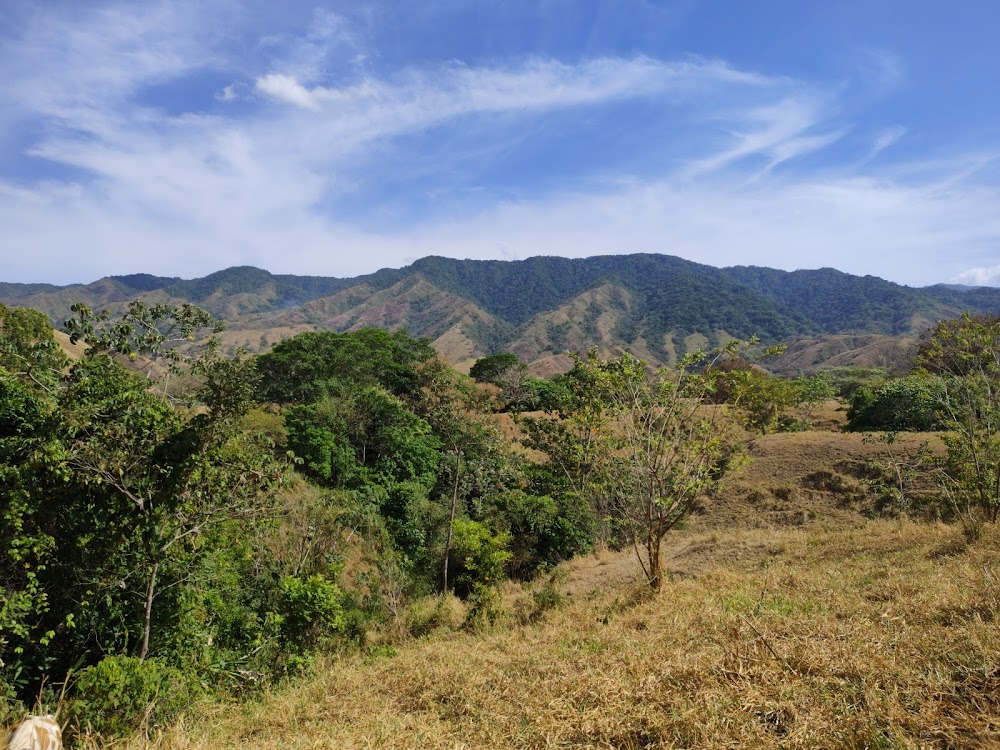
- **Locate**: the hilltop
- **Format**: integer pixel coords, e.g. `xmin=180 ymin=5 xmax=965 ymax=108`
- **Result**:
xmin=3 ymin=254 xmax=999 ymax=373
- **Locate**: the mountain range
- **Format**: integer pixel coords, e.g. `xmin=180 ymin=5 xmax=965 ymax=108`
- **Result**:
xmin=4 ymin=254 xmax=999 ymax=374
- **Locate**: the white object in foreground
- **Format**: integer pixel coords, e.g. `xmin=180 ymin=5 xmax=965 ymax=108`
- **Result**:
xmin=7 ymin=715 xmax=62 ymax=750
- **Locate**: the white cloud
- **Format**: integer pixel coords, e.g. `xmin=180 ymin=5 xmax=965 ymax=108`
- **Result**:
xmin=251 ymin=55 xmax=774 ymax=130
xmin=682 ymin=96 xmax=842 ymax=178
xmin=857 ymin=125 xmax=907 ymax=166
xmin=0 ymin=2 xmax=998 ymax=291
xmin=256 ymin=73 xmax=324 ymax=109
xmin=951 ymin=266 xmax=1000 ymax=287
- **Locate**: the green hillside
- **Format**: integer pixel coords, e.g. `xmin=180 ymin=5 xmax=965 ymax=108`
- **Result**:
xmin=3 ymin=254 xmax=1000 ymax=370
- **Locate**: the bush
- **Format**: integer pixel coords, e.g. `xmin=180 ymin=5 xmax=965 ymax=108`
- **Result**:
xmin=447 ymin=519 xmax=512 ymax=599
xmin=278 ymin=574 xmax=345 ymax=652
xmin=491 ymin=491 xmax=595 ymax=578
xmin=847 ymin=375 xmax=945 ymax=432
xmin=69 ymin=656 xmax=200 ymax=738
xmin=821 ymin=366 xmax=890 ymax=399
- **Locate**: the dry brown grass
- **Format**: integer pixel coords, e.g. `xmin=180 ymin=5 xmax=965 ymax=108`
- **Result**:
xmin=697 ymin=428 xmax=946 ymax=533
xmin=83 ymin=519 xmax=999 ymax=750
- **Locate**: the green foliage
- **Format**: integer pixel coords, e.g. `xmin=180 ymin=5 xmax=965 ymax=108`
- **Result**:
xmin=285 ymin=387 xmax=440 ymax=490
xmin=519 ymin=357 xmax=620 ymax=543
xmin=731 ymin=370 xmax=803 ymax=433
xmin=847 ymin=375 xmax=945 ymax=432
xmin=725 ymin=370 xmax=835 ymax=433
xmin=0 ymin=304 xmax=68 ymax=389
xmin=64 ymin=299 xmax=224 ymax=374
xmin=469 ymin=353 xmax=522 ymax=385
xmin=489 ymin=491 xmax=595 ymax=578
xmin=616 ymin=350 xmax=745 ymax=586
xmin=278 ymin=574 xmax=346 ymax=653
xmin=469 ymin=353 xmax=532 ymax=412
xmin=0 ymin=302 xmax=301 ymax=714
xmin=550 ymin=346 xmax=748 ymax=590
xmin=916 ymin=315 xmax=1000 ymax=524
xmin=820 ymin=366 xmax=890 ymax=399
xmin=446 ymin=519 xmax=511 ymax=599
xmin=241 ymin=406 xmax=287 ymax=449
xmin=256 ymin=329 xmax=435 ymax=404
xmin=69 ymin=656 xmax=201 ymax=738
xmin=522 ymin=376 xmax=572 ymax=412
xmin=916 ymin=314 xmax=1000 ymax=376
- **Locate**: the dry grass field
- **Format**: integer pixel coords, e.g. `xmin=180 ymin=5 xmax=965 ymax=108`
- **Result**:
xmin=87 ymin=528 xmax=998 ymax=748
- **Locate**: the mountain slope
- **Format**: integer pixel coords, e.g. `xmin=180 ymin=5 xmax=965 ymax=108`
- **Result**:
xmin=4 ymin=254 xmax=1000 ymax=372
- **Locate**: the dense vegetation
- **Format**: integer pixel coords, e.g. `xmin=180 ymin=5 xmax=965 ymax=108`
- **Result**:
xmin=3 ymin=296 xmax=999 ymax=744
xmin=5 ymin=255 xmax=1000 ymax=369
xmin=0 ymin=305 xmax=606 ymax=736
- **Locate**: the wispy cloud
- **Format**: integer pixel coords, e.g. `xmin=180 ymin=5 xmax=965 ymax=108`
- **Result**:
xmin=0 ymin=2 xmax=998 ymax=288
xmin=681 ymin=96 xmax=843 ymax=178
xmin=857 ymin=125 xmax=907 ymax=166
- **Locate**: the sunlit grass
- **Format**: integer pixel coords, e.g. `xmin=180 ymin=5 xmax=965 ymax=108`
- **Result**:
xmin=86 ymin=518 xmax=999 ymax=749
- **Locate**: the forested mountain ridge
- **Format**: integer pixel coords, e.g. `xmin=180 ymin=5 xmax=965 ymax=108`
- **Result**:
xmin=4 ymin=254 xmax=1000 ymax=371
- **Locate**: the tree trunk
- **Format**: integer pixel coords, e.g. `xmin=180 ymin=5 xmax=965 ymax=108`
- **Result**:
xmin=139 ymin=559 xmax=159 ymax=662
xmin=441 ymin=447 xmax=462 ymax=594
xmin=648 ymin=535 xmax=662 ymax=591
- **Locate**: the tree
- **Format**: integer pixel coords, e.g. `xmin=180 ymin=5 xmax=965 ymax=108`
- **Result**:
xmin=255 ymin=329 xmax=436 ymax=405
xmin=469 ymin=353 xmax=522 ymax=385
xmin=591 ymin=349 xmax=746 ymax=590
xmin=846 ymin=375 xmax=944 ymax=432
xmin=408 ymin=357 xmax=498 ymax=594
xmin=285 ymin=386 xmax=440 ymax=491
xmin=518 ymin=356 xmax=618 ymax=544
xmin=469 ymin=353 xmax=531 ymax=412
xmin=0 ymin=304 xmax=68 ymax=393
xmin=916 ymin=314 xmax=1000 ymax=524
xmin=916 ymin=314 xmax=1000 ymax=377
xmin=1 ymin=302 xmax=290 ymax=706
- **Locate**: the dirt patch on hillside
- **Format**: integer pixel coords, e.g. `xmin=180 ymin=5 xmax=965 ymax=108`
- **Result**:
xmin=695 ymin=430 xmax=944 ymax=532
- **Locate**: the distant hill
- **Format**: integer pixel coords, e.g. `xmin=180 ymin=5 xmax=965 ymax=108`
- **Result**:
xmin=4 ymin=254 xmax=1000 ymax=373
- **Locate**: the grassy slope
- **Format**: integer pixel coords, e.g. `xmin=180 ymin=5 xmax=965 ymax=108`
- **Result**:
xmin=87 ymin=408 xmax=999 ymax=750
xmin=99 ymin=522 xmax=998 ymax=750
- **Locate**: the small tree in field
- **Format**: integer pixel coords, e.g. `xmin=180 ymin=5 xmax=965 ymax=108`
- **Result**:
xmin=917 ymin=314 xmax=1000 ymax=525
xmin=578 ymin=346 xmax=747 ymax=590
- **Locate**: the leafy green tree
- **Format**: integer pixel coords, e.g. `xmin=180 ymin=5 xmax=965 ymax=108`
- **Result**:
xmin=522 ymin=375 xmax=572 ymax=412
xmin=730 ymin=370 xmax=803 ymax=433
xmin=469 ymin=353 xmax=522 ymax=385
xmin=518 ymin=355 xmax=619 ymax=543
xmin=255 ymin=329 xmax=435 ymax=405
xmin=487 ymin=490 xmax=594 ymax=578
xmin=1 ymin=303 xmax=291 ymax=708
xmin=0 ymin=304 xmax=68 ymax=393
xmin=408 ymin=358 xmax=498 ymax=594
xmin=470 ymin=353 xmax=532 ymax=412
xmin=591 ymin=349 xmax=747 ymax=590
xmin=917 ymin=314 xmax=1000 ymax=523
xmin=285 ymin=386 xmax=440 ymax=491
xmin=821 ymin=366 xmax=891 ymax=399
xmin=916 ymin=314 xmax=1000 ymax=377
xmin=847 ymin=375 xmax=945 ymax=432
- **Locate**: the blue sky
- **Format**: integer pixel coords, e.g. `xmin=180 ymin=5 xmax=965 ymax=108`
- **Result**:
xmin=1 ymin=1 xmax=999 ymax=286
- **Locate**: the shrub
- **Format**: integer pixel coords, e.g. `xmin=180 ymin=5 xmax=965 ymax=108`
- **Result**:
xmin=69 ymin=656 xmax=200 ymax=738
xmin=403 ymin=594 xmax=466 ymax=638
xmin=446 ymin=519 xmax=512 ymax=599
xmin=847 ymin=375 xmax=945 ymax=432
xmin=278 ymin=574 xmax=345 ymax=652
